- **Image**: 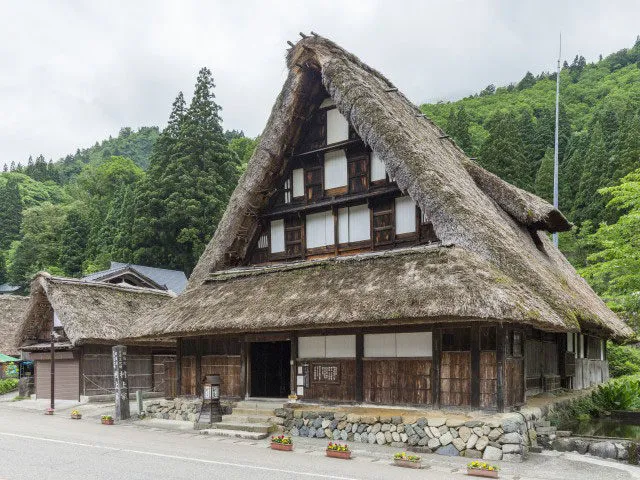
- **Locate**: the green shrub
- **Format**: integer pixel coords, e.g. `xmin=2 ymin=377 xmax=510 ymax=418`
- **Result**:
xmin=607 ymin=343 xmax=640 ymax=377
xmin=0 ymin=378 xmax=19 ymax=395
xmin=591 ymin=377 xmax=640 ymax=411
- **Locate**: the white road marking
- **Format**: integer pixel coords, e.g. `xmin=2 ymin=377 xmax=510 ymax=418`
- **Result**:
xmin=0 ymin=432 xmax=360 ymax=480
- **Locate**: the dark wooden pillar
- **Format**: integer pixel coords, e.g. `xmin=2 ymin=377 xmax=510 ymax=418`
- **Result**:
xmin=355 ymin=332 xmax=364 ymax=402
xmin=470 ymin=325 xmax=480 ymax=409
xmin=195 ymin=338 xmax=202 ymax=397
xmin=240 ymin=340 xmax=247 ymax=399
xmin=496 ymin=325 xmax=506 ymax=413
xmin=290 ymin=333 xmax=298 ymax=396
xmin=432 ymin=327 xmax=441 ymax=407
xmin=176 ymin=337 xmax=182 ymax=397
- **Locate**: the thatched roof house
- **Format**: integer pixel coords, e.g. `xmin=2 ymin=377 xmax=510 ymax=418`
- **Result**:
xmin=0 ymin=295 xmax=29 ymax=357
xmin=127 ymin=35 xmax=629 ymax=410
xmin=134 ymin=35 xmax=630 ymax=342
xmin=16 ymin=273 xmax=175 ymax=400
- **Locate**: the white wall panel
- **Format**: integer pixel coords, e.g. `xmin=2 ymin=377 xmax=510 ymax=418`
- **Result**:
xmin=324 ymin=150 xmax=347 ymax=189
xmin=338 ymin=207 xmax=349 ymax=244
xmin=364 ymin=333 xmax=396 ymax=357
xmin=338 ymin=204 xmax=370 ymax=243
xmin=326 ymin=109 xmax=349 ymax=144
xmin=306 ymin=210 xmax=334 ymax=248
xmin=270 ymin=219 xmax=285 ymax=253
xmin=325 ymin=335 xmax=356 ymax=358
xmin=396 ymin=332 xmax=432 ymax=357
xmin=298 ymin=336 xmax=325 ymax=358
xmin=370 ymin=151 xmax=386 ymax=181
xmin=567 ymin=332 xmax=574 ymax=353
xmin=395 ymin=196 xmax=416 ymax=234
xmin=292 ymin=168 xmax=304 ymax=198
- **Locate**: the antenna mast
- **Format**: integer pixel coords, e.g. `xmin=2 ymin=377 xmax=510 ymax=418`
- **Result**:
xmin=553 ymin=33 xmax=561 ymax=248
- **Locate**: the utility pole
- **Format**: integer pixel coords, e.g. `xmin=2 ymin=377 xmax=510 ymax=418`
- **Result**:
xmin=553 ymin=33 xmax=562 ymax=248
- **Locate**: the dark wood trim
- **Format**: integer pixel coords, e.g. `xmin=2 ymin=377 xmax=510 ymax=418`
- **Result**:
xmin=195 ymin=338 xmax=202 ymax=396
xmin=176 ymin=337 xmax=182 ymax=397
xmin=432 ymin=327 xmax=441 ymax=407
xmin=293 ymin=139 xmax=361 ymax=158
xmin=290 ymin=333 xmax=298 ymax=396
xmin=244 ymin=333 xmax=292 ymax=343
xmin=496 ymin=325 xmax=506 ymax=413
xmin=355 ymin=332 xmax=364 ymax=402
xmin=470 ymin=325 xmax=480 ymax=408
xmin=240 ymin=340 xmax=247 ymax=399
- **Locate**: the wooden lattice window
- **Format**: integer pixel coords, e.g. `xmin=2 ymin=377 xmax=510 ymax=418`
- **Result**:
xmin=285 ymin=216 xmax=304 ymax=257
xmin=372 ymin=199 xmax=394 ymax=246
xmin=348 ymin=153 xmax=368 ymax=193
xmin=305 ymin=164 xmax=323 ymax=202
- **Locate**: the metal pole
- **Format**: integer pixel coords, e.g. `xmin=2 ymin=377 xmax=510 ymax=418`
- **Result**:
xmin=553 ymin=33 xmax=562 ymax=248
xmin=50 ymin=330 xmax=55 ymax=411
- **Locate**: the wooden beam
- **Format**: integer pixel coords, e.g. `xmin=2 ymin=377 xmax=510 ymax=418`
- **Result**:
xmin=195 ymin=338 xmax=202 ymax=397
xmin=432 ymin=327 xmax=441 ymax=407
xmin=175 ymin=337 xmax=182 ymax=397
xmin=470 ymin=325 xmax=480 ymax=409
xmin=496 ymin=325 xmax=506 ymax=413
xmin=240 ymin=340 xmax=247 ymax=399
xmin=355 ymin=333 xmax=364 ymax=402
xmin=290 ymin=333 xmax=298 ymax=396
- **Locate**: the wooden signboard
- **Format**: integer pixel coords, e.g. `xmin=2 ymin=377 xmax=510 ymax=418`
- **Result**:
xmin=311 ymin=363 xmax=341 ymax=385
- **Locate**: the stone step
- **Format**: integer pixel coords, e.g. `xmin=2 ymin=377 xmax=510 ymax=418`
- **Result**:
xmin=200 ymin=428 xmax=269 ymax=440
xmin=534 ymin=420 xmax=551 ymax=428
xmin=208 ymin=421 xmax=274 ymax=434
xmin=222 ymin=414 xmax=272 ymax=424
xmin=535 ymin=426 xmax=557 ymax=435
xmin=232 ymin=407 xmax=279 ymax=417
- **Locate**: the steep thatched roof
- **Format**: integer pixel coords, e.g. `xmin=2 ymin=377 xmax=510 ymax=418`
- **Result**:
xmin=146 ymin=35 xmax=629 ymax=341
xmin=0 ymin=295 xmax=29 ymax=356
xmin=16 ymin=273 xmax=174 ymax=347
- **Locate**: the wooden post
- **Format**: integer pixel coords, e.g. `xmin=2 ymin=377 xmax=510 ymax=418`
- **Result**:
xmin=176 ymin=338 xmax=182 ymax=397
xmin=240 ymin=340 xmax=247 ymax=399
xmin=50 ymin=329 xmax=55 ymax=411
xmin=195 ymin=338 xmax=202 ymax=397
xmin=355 ymin=332 xmax=364 ymax=402
xmin=432 ymin=327 xmax=441 ymax=407
xmin=496 ymin=325 xmax=506 ymax=413
xmin=471 ymin=325 xmax=480 ymax=409
xmin=136 ymin=389 xmax=143 ymax=415
xmin=112 ymin=345 xmax=130 ymax=421
xmin=246 ymin=342 xmax=252 ymax=399
xmin=290 ymin=333 xmax=298 ymax=396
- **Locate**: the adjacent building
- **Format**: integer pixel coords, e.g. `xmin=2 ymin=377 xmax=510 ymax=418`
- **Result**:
xmin=128 ymin=35 xmax=632 ymax=411
xmin=82 ymin=262 xmax=188 ymax=294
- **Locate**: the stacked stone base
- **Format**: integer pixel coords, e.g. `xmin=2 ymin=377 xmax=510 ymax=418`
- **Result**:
xmin=144 ymin=398 xmax=232 ymax=422
xmin=277 ymin=409 xmax=534 ymax=462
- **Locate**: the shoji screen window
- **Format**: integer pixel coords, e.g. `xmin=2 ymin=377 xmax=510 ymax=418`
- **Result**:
xmin=395 ymin=196 xmax=417 ymax=234
xmin=305 ymin=210 xmax=335 ymax=249
xmin=326 ymin=108 xmax=349 ymax=144
xmin=338 ymin=204 xmax=370 ymax=244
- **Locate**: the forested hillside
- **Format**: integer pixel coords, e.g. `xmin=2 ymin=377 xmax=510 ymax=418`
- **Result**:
xmin=0 ymin=67 xmax=257 ymax=285
xmin=422 ymin=37 xmax=640 ymax=329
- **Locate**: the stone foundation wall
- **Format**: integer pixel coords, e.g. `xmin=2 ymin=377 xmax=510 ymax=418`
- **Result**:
xmin=144 ymin=398 xmax=232 ymax=422
xmin=276 ymin=408 xmax=541 ymax=462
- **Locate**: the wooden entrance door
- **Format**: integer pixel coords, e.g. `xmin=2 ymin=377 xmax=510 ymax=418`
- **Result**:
xmin=250 ymin=341 xmax=291 ymax=398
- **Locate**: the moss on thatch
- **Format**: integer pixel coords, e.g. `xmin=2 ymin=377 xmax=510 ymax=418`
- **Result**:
xmin=16 ymin=273 xmax=174 ymax=347
xmin=165 ymin=35 xmax=630 ymax=341
xmin=0 ymin=295 xmax=29 ymax=356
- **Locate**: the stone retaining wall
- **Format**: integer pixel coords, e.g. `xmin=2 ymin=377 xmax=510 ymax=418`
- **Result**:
xmin=144 ymin=398 xmax=232 ymax=422
xmin=276 ymin=408 xmax=542 ymax=462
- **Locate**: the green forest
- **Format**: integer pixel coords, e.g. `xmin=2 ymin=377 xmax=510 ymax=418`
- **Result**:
xmin=1 ymin=38 xmax=639 ymax=333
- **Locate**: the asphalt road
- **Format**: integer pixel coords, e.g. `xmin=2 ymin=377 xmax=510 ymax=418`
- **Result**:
xmin=0 ymin=404 xmax=639 ymax=480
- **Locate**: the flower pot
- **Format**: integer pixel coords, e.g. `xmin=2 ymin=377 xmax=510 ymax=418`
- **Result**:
xmin=101 ymin=419 xmax=114 ymax=425
xmin=394 ymin=458 xmax=422 ymax=469
xmin=270 ymin=442 xmax=293 ymax=451
xmin=71 ymin=414 xmax=82 ymax=420
xmin=326 ymin=449 xmax=351 ymax=459
xmin=467 ymin=468 xmax=498 ymax=478
xmin=44 ymin=408 xmax=54 ymax=416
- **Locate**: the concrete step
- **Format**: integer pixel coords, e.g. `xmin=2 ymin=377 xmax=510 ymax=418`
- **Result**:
xmin=222 ymin=414 xmax=271 ymax=424
xmin=231 ymin=407 xmax=279 ymax=417
xmin=208 ymin=421 xmax=273 ymax=434
xmin=200 ymin=428 xmax=269 ymax=440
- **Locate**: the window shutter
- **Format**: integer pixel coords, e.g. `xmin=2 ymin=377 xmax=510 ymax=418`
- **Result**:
xmin=324 ymin=149 xmax=347 ymax=189
xmin=270 ymin=220 xmax=285 ymax=253
xmin=306 ymin=210 xmax=335 ymax=248
xmin=292 ymin=168 xmax=304 ymax=198
xmin=326 ymin=109 xmax=349 ymax=144
xmin=395 ymin=196 xmax=416 ymax=234
xmin=370 ymin=151 xmax=386 ymax=181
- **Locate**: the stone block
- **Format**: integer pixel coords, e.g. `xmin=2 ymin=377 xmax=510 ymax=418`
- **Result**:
xmin=499 ymin=432 xmax=522 ymax=444
xmin=346 ymin=414 xmax=361 ymax=423
xmin=290 ymin=427 xmax=299 ymax=437
xmin=465 ymin=449 xmax=483 ymax=458
xmin=588 ymin=442 xmax=617 ymax=459
xmin=361 ymin=416 xmax=378 ymax=424
xmin=488 ymin=428 xmax=502 ymax=441
xmin=440 ymin=431 xmax=453 ymax=446
xmin=380 ymin=416 xmax=392 ymax=424
xmin=418 ymin=437 xmax=429 ymax=446
xmin=392 ymin=432 xmax=400 ymax=442
xmin=453 ymin=438 xmax=466 ymax=451
xmin=416 ymin=417 xmax=427 ymax=427
xmin=556 ymin=430 xmax=571 ymax=437
xmin=369 ymin=433 xmax=377 ymax=444
xmin=436 ymin=444 xmax=459 ymax=456
xmin=384 ymin=431 xmax=393 ymax=443
xmin=502 ymin=444 xmax=522 ymax=455
xmin=438 ymin=425 xmax=449 ymax=435
xmin=414 ymin=426 xmax=426 ymax=438
xmin=337 ymin=421 xmax=347 ymax=430
xmin=465 ymin=421 xmax=484 ymax=428
xmin=396 ymin=424 xmax=405 ymax=433
xmin=313 ymin=418 xmax=323 ymax=428
xmin=391 ymin=416 xmax=403 ymax=425
xmin=294 ymin=410 xmax=303 ymax=419
xmin=472 ymin=426 xmax=484 ymax=437
xmin=357 ymin=424 xmax=366 ymax=434
xmin=501 ymin=419 xmax=519 ymax=433
xmin=535 ymin=426 xmax=556 ymax=435
xmin=354 ymin=433 xmax=361 ymax=442
xmin=381 ymin=424 xmax=391 ymax=432
xmin=371 ymin=423 xmax=382 ymax=434
xmin=446 ymin=418 xmax=465 ymax=428
xmin=475 ymin=436 xmax=489 ymax=451
xmin=317 ymin=429 xmax=326 ymax=438
xmin=450 ymin=428 xmax=458 ymax=438
xmin=376 ymin=432 xmax=386 ymax=445
xmin=408 ymin=434 xmax=419 ymax=446
xmin=404 ymin=425 xmax=415 ymax=436
xmin=466 ymin=433 xmax=479 ymax=450
xmin=332 ymin=429 xmax=340 ymax=440
xmin=483 ymin=445 xmax=503 ymax=461
xmin=400 ymin=433 xmax=408 ymax=442
xmin=330 ymin=419 xmax=339 ymax=429
xmin=430 ymin=426 xmax=441 ymax=438
xmin=427 ymin=417 xmax=447 ymax=427
xmin=333 ymin=412 xmax=346 ymax=421
xmin=482 ymin=425 xmax=491 ymax=436
xmin=458 ymin=426 xmax=472 ymax=442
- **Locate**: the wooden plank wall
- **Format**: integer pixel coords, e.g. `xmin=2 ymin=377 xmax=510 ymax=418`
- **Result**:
xmin=153 ymin=355 xmax=175 ymax=393
xmin=363 ymin=359 xmax=431 ymax=405
xmin=440 ymin=351 xmax=471 ymax=406
xmin=479 ymin=351 xmax=497 ymax=408
xmin=81 ymin=349 xmax=153 ymax=396
xmin=164 ymin=360 xmax=176 ymax=398
xmin=302 ymin=359 xmax=356 ymax=402
xmin=574 ymin=359 xmax=609 ymax=389
xmin=201 ymin=355 xmax=242 ymax=398
xmin=524 ymin=340 xmax=542 ymax=392
xmin=505 ymin=358 xmax=524 ymax=407
xmin=181 ymin=356 xmax=196 ymax=396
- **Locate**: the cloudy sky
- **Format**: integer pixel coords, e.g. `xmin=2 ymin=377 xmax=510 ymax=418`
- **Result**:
xmin=1 ymin=1 xmax=639 ymax=170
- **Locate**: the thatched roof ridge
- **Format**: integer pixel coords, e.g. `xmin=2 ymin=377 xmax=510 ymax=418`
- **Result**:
xmin=0 ymin=295 xmax=29 ymax=356
xmin=16 ymin=273 xmax=174 ymax=347
xmin=182 ymin=35 xmax=630 ymax=341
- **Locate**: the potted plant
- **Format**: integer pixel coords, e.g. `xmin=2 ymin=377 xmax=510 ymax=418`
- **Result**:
xmin=101 ymin=415 xmax=114 ymax=425
xmin=393 ymin=452 xmax=422 ymax=469
xmin=287 ymin=394 xmax=298 ymax=404
xmin=467 ymin=461 xmax=499 ymax=478
xmin=70 ymin=410 xmax=82 ymax=420
xmin=44 ymin=407 xmax=54 ymax=415
xmin=270 ymin=435 xmax=293 ymax=451
xmin=326 ymin=442 xmax=351 ymax=459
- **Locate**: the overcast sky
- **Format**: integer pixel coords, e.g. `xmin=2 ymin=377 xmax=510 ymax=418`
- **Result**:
xmin=1 ymin=1 xmax=639 ymax=170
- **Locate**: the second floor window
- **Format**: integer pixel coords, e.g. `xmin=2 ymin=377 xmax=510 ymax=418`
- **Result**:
xmin=326 ymin=108 xmax=349 ymax=144
xmin=306 ymin=210 xmax=335 ymax=248
xmin=324 ymin=149 xmax=348 ymax=190
xmin=338 ymin=204 xmax=370 ymax=243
